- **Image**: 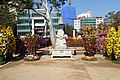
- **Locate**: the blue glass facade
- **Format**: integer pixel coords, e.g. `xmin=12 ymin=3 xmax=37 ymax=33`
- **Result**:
xmin=62 ymin=5 xmax=76 ymax=27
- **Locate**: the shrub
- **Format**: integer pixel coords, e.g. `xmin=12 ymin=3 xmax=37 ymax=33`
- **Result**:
xmin=6 ymin=26 xmax=16 ymax=55
xmin=106 ymin=27 xmax=116 ymax=55
xmin=114 ymin=26 xmax=120 ymax=58
xmin=96 ymin=38 xmax=105 ymax=54
xmin=82 ymin=37 xmax=96 ymax=53
xmin=24 ymin=34 xmax=40 ymax=54
xmin=0 ymin=28 xmax=8 ymax=56
xmin=66 ymin=38 xmax=83 ymax=47
xmin=15 ymin=37 xmax=27 ymax=55
xmin=0 ymin=26 xmax=16 ymax=61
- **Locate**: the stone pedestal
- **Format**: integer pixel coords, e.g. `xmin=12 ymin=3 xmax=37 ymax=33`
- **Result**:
xmin=49 ymin=48 xmax=75 ymax=59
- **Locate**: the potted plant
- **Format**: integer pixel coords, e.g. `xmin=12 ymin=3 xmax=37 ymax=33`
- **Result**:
xmin=114 ymin=26 xmax=120 ymax=62
xmin=24 ymin=34 xmax=40 ymax=61
xmin=82 ymin=26 xmax=97 ymax=61
xmin=106 ymin=27 xmax=117 ymax=60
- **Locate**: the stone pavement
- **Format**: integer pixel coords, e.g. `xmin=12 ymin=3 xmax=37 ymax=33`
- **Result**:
xmin=0 ymin=54 xmax=120 ymax=80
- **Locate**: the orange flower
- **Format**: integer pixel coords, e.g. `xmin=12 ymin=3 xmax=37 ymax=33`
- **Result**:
xmin=92 ymin=26 xmax=94 ymax=30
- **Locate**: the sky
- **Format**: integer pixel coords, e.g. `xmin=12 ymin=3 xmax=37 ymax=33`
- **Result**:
xmin=66 ymin=0 xmax=120 ymax=18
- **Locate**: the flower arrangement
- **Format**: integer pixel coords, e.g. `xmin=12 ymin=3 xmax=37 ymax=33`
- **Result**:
xmin=106 ymin=27 xmax=116 ymax=55
xmin=106 ymin=26 xmax=120 ymax=61
xmin=66 ymin=38 xmax=83 ymax=47
xmin=82 ymin=26 xmax=97 ymax=61
xmin=114 ymin=26 xmax=120 ymax=58
xmin=83 ymin=26 xmax=91 ymax=32
xmin=0 ymin=28 xmax=8 ymax=56
xmin=24 ymin=34 xmax=40 ymax=61
xmin=15 ymin=37 xmax=27 ymax=55
xmin=81 ymin=56 xmax=97 ymax=61
xmin=0 ymin=26 xmax=16 ymax=60
xmin=24 ymin=54 xmax=40 ymax=61
xmin=82 ymin=36 xmax=96 ymax=53
xmin=24 ymin=34 xmax=40 ymax=54
xmin=5 ymin=26 xmax=16 ymax=55
xmin=96 ymin=37 xmax=105 ymax=54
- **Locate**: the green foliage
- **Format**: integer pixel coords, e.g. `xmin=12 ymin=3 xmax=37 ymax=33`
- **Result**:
xmin=112 ymin=61 xmax=120 ymax=64
xmin=48 ymin=0 xmax=67 ymax=10
xmin=104 ymin=11 xmax=120 ymax=28
xmin=0 ymin=49 xmax=2 ymax=56
xmin=0 ymin=1 xmax=17 ymax=27
xmin=0 ymin=61 xmax=7 ymax=65
xmin=8 ymin=0 xmax=67 ymax=12
xmin=64 ymin=24 xmax=74 ymax=37
xmin=8 ymin=0 xmax=33 ymax=11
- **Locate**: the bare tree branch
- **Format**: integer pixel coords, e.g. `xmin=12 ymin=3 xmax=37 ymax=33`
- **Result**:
xmin=40 ymin=0 xmax=47 ymax=11
xmin=32 ymin=9 xmax=49 ymax=22
xmin=55 ymin=7 xmax=60 ymax=12
xmin=36 ymin=2 xmax=40 ymax=9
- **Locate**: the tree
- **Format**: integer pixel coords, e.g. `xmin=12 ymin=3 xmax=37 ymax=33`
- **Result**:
xmin=64 ymin=24 xmax=74 ymax=37
xmin=104 ymin=11 xmax=115 ymax=24
xmin=8 ymin=0 xmax=67 ymax=47
xmin=0 ymin=1 xmax=17 ymax=28
xmin=112 ymin=11 xmax=120 ymax=28
xmin=104 ymin=11 xmax=120 ymax=31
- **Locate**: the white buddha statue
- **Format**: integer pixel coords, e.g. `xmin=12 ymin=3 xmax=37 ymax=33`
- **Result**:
xmin=55 ymin=29 xmax=67 ymax=49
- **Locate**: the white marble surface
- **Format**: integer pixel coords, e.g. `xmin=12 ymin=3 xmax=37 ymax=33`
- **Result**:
xmin=55 ymin=29 xmax=67 ymax=49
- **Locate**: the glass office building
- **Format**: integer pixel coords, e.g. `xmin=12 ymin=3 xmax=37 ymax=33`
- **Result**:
xmin=81 ymin=17 xmax=96 ymax=29
xmin=17 ymin=9 xmax=61 ymax=37
xmin=17 ymin=11 xmax=32 ymax=36
xmin=50 ymin=11 xmax=61 ymax=32
xmin=62 ymin=5 xmax=76 ymax=27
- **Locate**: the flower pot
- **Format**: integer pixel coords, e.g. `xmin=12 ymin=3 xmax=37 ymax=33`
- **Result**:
xmin=89 ymin=52 xmax=95 ymax=56
xmin=84 ymin=52 xmax=95 ymax=56
xmin=84 ymin=52 xmax=89 ymax=56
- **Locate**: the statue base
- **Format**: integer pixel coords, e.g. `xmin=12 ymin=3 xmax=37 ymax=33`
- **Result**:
xmin=49 ymin=48 xmax=75 ymax=59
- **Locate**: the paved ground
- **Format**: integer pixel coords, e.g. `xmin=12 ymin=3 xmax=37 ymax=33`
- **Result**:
xmin=0 ymin=52 xmax=120 ymax=80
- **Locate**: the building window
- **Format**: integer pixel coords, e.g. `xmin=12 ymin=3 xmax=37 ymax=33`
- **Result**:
xmin=51 ymin=13 xmax=61 ymax=17
xmin=34 ymin=20 xmax=44 ymax=24
xmin=18 ymin=32 xmax=30 ymax=36
xmin=97 ymin=18 xmax=99 ymax=20
xmin=52 ymin=19 xmax=58 ymax=23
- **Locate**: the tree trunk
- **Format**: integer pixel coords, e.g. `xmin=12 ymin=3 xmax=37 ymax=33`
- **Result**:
xmin=32 ymin=0 xmax=56 ymax=47
xmin=48 ymin=20 xmax=56 ymax=47
xmin=46 ymin=0 xmax=56 ymax=47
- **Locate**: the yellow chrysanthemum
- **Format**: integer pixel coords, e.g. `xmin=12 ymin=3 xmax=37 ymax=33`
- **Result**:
xmin=106 ymin=27 xmax=116 ymax=55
